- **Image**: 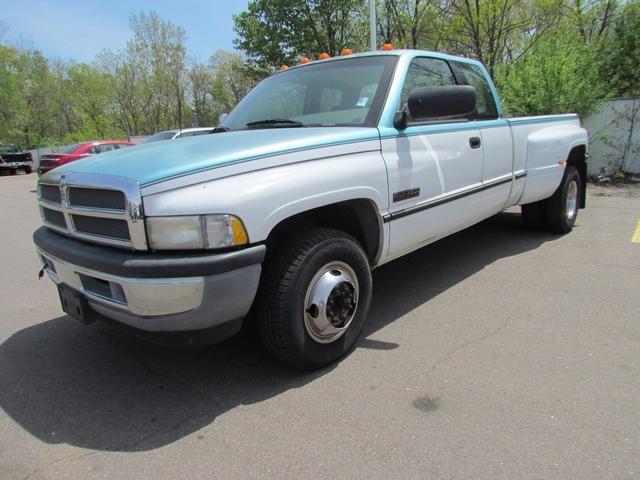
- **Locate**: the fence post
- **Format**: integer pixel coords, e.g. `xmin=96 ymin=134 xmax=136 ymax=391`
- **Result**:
xmin=622 ymin=98 xmax=638 ymax=173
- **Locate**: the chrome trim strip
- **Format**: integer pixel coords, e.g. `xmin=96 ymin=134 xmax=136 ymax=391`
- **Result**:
xmin=383 ymin=171 xmax=527 ymax=223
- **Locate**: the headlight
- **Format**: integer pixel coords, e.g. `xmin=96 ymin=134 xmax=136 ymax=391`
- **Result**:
xmin=146 ymin=214 xmax=248 ymax=250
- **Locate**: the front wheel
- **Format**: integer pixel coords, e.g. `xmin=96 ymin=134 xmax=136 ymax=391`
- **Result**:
xmin=257 ymin=228 xmax=372 ymax=370
xmin=546 ymin=165 xmax=581 ymax=234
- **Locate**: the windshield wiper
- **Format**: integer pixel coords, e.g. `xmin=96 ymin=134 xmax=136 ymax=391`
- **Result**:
xmin=245 ymin=119 xmax=307 ymax=129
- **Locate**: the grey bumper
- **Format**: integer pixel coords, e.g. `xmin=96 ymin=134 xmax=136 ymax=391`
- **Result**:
xmin=34 ymin=227 xmax=264 ymax=333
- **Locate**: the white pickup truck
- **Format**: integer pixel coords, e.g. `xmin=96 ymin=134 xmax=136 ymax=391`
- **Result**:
xmin=34 ymin=50 xmax=588 ymax=369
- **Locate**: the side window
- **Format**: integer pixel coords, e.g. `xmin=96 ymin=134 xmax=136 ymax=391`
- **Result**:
xmin=398 ymin=57 xmax=457 ymax=112
xmin=452 ymin=62 xmax=499 ymax=120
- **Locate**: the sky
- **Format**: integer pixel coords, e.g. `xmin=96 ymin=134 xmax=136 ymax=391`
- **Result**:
xmin=0 ymin=0 xmax=249 ymax=62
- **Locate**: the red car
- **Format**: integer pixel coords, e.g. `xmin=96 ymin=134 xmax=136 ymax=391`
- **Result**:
xmin=38 ymin=140 xmax=135 ymax=176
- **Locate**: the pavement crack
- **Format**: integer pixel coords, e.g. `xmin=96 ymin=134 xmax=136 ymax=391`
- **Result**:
xmin=21 ymin=451 xmax=97 ymax=480
xmin=426 ymin=318 xmax=511 ymax=376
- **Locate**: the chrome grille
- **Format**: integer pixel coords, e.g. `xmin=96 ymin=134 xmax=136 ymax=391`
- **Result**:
xmin=72 ymin=215 xmax=131 ymax=240
xmin=40 ymin=184 xmax=62 ymax=204
xmin=42 ymin=207 xmax=67 ymax=228
xmin=37 ymin=172 xmax=147 ymax=250
xmin=68 ymin=187 xmax=126 ymax=211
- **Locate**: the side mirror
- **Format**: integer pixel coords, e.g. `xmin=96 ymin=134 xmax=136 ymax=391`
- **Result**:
xmin=394 ymin=85 xmax=476 ymax=130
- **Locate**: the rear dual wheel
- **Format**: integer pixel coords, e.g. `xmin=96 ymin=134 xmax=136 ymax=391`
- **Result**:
xmin=521 ymin=166 xmax=581 ymax=234
xmin=257 ymin=228 xmax=372 ymax=370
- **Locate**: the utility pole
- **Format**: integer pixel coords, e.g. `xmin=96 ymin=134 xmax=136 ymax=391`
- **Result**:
xmin=369 ymin=0 xmax=376 ymax=51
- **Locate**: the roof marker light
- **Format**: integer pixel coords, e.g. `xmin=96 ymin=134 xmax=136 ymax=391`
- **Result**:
xmin=318 ymin=53 xmax=331 ymax=60
xmin=279 ymin=65 xmax=289 ymax=71
xmin=381 ymin=43 xmax=393 ymax=51
xmin=300 ymin=57 xmax=311 ymax=64
xmin=340 ymin=48 xmax=353 ymax=56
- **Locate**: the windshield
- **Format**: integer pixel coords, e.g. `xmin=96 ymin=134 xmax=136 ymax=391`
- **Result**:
xmin=222 ymin=55 xmax=397 ymax=130
xmin=145 ymin=131 xmax=177 ymax=143
xmin=0 ymin=145 xmax=20 ymax=154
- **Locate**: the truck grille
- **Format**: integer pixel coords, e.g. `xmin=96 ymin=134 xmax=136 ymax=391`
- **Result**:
xmin=42 ymin=207 xmax=67 ymax=228
xmin=37 ymin=173 xmax=146 ymax=250
xmin=40 ymin=184 xmax=62 ymax=204
xmin=68 ymin=187 xmax=126 ymax=211
xmin=72 ymin=215 xmax=131 ymax=240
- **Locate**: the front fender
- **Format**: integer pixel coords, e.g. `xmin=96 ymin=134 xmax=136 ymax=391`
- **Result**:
xmin=142 ymin=150 xmax=389 ymax=244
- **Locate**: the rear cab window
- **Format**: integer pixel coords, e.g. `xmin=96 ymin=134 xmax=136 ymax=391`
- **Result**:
xmin=450 ymin=62 xmax=499 ymax=120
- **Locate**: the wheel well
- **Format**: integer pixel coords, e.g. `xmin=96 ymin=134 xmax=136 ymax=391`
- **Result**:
xmin=265 ymin=199 xmax=382 ymax=264
xmin=567 ymin=145 xmax=587 ymax=208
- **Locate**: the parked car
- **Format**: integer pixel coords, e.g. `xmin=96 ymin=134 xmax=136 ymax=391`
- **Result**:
xmin=144 ymin=127 xmax=215 ymax=143
xmin=34 ymin=49 xmax=588 ymax=370
xmin=0 ymin=144 xmax=33 ymax=175
xmin=38 ymin=140 xmax=134 ymax=175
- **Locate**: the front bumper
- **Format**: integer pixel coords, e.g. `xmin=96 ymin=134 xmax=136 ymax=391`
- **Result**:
xmin=33 ymin=227 xmax=265 ymax=335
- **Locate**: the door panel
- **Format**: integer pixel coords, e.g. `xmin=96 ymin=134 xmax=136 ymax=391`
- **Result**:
xmin=381 ymin=125 xmax=483 ymax=257
xmin=478 ymin=122 xmax=514 ymax=213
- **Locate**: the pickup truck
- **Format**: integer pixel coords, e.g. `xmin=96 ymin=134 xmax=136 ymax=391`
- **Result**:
xmin=0 ymin=144 xmax=33 ymax=174
xmin=33 ymin=50 xmax=588 ymax=369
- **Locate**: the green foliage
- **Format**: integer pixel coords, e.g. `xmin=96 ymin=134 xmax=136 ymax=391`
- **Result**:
xmin=496 ymin=32 xmax=607 ymax=118
xmin=233 ymin=0 xmax=368 ymax=67
xmin=2 ymin=2 xmax=639 ymax=148
xmin=601 ymin=0 xmax=640 ymax=97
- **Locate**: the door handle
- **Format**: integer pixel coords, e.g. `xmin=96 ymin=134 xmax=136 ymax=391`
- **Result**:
xmin=469 ymin=137 xmax=482 ymax=149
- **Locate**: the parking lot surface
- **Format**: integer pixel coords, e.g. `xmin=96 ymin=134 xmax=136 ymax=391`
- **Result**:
xmin=1 ymin=174 xmax=639 ymax=479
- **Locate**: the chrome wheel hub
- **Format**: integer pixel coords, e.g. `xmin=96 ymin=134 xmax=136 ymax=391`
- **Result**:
xmin=566 ymin=180 xmax=578 ymax=220
xmin=304 ymin=262 xmax=359 ymax=344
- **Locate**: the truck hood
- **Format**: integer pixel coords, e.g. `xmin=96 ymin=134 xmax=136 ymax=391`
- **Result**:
xmin=48 ymin=128 xmax=380 ymax=186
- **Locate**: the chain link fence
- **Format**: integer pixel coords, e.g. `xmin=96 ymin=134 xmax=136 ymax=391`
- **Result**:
xmin=582 ymin=98 xmax=640 ymax=176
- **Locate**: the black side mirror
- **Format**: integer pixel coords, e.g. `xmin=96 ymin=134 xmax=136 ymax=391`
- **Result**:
xmin=394 ymin=85 xmax=476 ymax=130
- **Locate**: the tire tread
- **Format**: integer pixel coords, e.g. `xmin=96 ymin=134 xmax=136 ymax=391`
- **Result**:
xmin=257 ymin=228 xmax=360 ymax=367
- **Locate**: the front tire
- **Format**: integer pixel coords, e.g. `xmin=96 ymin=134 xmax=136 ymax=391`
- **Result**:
xmin=257 ymin=228 xmax=372 ymax=370
xmin=546 ymin=166 xmax=581 ymax=234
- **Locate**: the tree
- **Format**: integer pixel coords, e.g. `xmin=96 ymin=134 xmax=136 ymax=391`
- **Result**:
xmin=234 ymin=0 xmax=369 ymax=67
xmin=98 ymin=11 xmax=190 ymax=135
xmin=188 ymin=61 xmax=215 ymax=127
xmin=569 ymin=0 xmax=618 ymax=44
xmin=128 ymin=11 xmax=189 ymax=133
xmin=377 ymin=0 xmax=453 ymax=50
xmin=210 ymin=50 xmax=258 ymax=110
xmin=601 ymin=0 xmax=640 ymax=97
xmin=496 ymin=31 xmax=606 ymax=118
xmin=445 ymin=0 xmax=563 ymax=78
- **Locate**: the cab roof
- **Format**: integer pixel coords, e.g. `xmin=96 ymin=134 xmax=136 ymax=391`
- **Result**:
xmin=277 ymin=49 xmax=484 ymax=74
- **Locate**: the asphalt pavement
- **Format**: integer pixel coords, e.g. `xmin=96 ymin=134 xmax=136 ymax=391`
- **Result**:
xmin=0 ymin=173 xmax=638 ymax=479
